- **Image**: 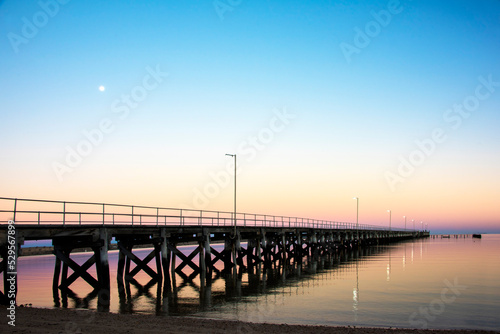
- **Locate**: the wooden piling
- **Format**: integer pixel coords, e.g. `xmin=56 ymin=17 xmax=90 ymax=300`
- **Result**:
xmin=117 ymin=242 xmax=125 ymax=281
xmin=170 ymin=243 xmax=176 ymax=281
xmin=199 ymin=240 xmax=206 ymax=283
xmin=52 ymin=256 xmax=61 ymax=304
xmin=204 ymin=233 xmax=211 ymax=280
xmin=98 ymin=229 xmax=110 ymax=293
xmin=160 ymin=233 xmax=170 ymax=283
xmin=224 ymin=237 xmax=232 ymax=273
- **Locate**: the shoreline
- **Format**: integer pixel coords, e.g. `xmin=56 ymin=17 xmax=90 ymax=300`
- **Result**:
xmin=1 ymin=307 xmax=498 ymax=334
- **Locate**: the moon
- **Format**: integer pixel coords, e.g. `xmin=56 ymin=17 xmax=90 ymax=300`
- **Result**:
xmin=98 ymin=85 xmax=105 ymax=92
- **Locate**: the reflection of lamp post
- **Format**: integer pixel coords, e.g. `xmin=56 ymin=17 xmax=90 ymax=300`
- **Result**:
xmin=225 ymin=154 xmax=236 ymax=235
xmin=353 ymin=197 xmax=359 ymax=241
xmin=387 ymin=210 xmax=391 ymax=231
xmin=353 ymin=251 xmax=359 ymax=320
xmin=387 ymin=247 xmax=392 ymax=282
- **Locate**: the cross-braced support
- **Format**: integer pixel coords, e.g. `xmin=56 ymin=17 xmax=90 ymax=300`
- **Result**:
xmin=52 ymin=229 xmax=110 ymax=310
xmin=116 ymin=237 xmax=163 ymax=284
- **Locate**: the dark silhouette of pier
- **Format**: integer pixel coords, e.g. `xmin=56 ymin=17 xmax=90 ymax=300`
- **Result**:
xmin=0 ymin=197 xmax=429 ymax=308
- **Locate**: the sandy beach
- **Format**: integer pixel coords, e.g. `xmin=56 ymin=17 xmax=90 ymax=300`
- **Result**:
xmin=1 ymin=307 xmax=498 ymax=334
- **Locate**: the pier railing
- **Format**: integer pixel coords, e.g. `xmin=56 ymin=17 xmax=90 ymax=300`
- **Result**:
xmin=0 ymin=197 xmax=412 ymax=231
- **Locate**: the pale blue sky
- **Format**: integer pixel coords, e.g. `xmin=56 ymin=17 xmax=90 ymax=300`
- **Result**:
xmin=1 ymin=0 xmax=499 ymax=232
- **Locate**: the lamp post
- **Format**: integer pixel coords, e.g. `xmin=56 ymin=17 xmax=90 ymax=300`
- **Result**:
xmin=403 ymin=216 xmax=407 ymax=230
xmin=421 ymin=221 xmax=423 ymax=231
xmin=412 ymin=219 xmax=415 ymax=231
xmin=387 ymin=210 xmax=391 ymax=231
xmin=225 ymin=154 xmax=237 ymax=235
xmin=353 ymin=197 xmax=359 ymax=242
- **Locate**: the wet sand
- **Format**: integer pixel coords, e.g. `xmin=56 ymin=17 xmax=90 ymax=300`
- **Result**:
xmin=1 ymin=307 xmax=498 ymax=334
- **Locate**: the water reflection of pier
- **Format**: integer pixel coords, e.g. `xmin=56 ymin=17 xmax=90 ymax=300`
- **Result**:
xmin=117 ymin=245 xmax=389 ymax=316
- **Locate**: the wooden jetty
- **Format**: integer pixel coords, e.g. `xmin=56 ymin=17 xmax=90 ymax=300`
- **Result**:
xmin=430 ymin=234 xmax=475 ymax=239
xmin=0 ymin=197 xmax=429 ymax=308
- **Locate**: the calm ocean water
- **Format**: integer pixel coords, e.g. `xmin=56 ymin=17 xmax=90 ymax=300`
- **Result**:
xmin=14 ymin=234 xmax=500 ymax=330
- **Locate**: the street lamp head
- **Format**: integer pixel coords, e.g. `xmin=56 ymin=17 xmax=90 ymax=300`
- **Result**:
xmin=225 ymin=153 xmax=235 ymax=157
xmin=353 ymin=197 xmax=358 ymax=200
xmin=387 ymin=209 xmax=391 ymax=213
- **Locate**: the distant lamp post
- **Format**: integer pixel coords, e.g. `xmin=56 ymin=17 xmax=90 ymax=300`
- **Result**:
xmin=412 ymin=219 xmax=415 ymax=231
xmin=421 ymin=221 xmax=423 ymax=231
xmin=403 ymin=216 xmax=407 ymax=230
xmin=387 ymin=210 xmax=391 ymax=231
xmin=353 ymin=197 xmax=359 ymax=241
xmin=225 ymin=154 xmax=237 ymax=235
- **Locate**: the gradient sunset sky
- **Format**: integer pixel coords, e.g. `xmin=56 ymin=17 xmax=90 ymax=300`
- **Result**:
xmin=1 ymin=0 xmax=499 ymax=233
